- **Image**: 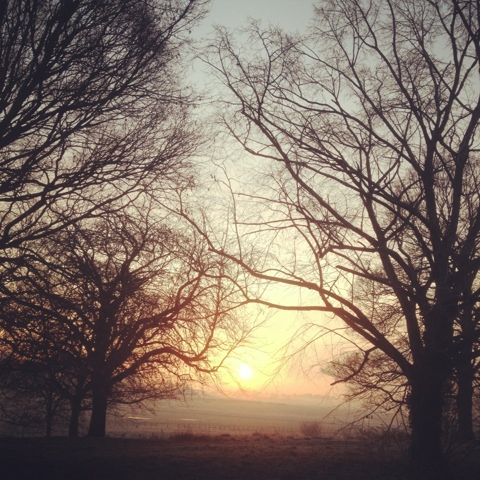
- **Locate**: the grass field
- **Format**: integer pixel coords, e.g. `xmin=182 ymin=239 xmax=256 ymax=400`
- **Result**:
xmin=1 ymin=434 xmax=479 ymax=480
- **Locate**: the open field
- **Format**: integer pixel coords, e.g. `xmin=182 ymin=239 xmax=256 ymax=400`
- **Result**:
xmin=1 ymin=435 xmax=479 ymax=480
xmin=0 ymin=394 xmax=367 ymax=438
xmin=1 ymin=396 xmax=479 ymax=479
xmin=106 ymin=395 xmax=360 ymax=439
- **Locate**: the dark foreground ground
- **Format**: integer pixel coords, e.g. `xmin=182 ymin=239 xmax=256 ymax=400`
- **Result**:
xmin=0 ymin=435 xmax=479 ymax=480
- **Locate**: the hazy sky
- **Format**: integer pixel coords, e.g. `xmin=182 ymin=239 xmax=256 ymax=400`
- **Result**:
xmin=189 ymin=1 xmax=316 ymax=88
xmin=189 ymin=1 xmax=341 ymax=400
xmin=198 ymin=0 xmax=315 ymax=36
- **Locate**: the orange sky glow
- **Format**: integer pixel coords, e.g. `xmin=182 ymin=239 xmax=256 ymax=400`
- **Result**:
xmin=190 ymin=1 xmax=344 ymax=400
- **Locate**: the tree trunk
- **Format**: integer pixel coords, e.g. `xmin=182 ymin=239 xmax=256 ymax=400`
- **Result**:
xmin=455 ymin=306 xmax=476 ymax=441
xmin=44 ymin=390 xmax=56 ymax=437
xmin=68 ymin=397 xmax=82 ymax=438
xmin=87 ymin=378 xmax=109 ymax=438
xmin=45 ymin=404 xmax=53 ymax=438
xmin=409 ymin=364 xmax=449 ymax=480
xmin=88 ymin=317 xmax=110 ymax=438
xmin=455 ymin=354 xmax=475 ymax=440
xmin=407 ymin=296 xmax=456 ymax=479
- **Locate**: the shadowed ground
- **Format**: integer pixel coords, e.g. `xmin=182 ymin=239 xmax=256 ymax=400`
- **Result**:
xmin=0 ymin=435 xmax=478 ymax=479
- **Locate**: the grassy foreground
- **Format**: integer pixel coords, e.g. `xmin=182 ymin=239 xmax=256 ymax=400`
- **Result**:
xmin=0 ymin=434 xmax=478 ymax=480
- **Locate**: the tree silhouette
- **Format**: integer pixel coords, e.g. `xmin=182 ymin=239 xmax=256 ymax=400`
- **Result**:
xmin=0 ymin=0 xmax=208 ymax=429
xmin=0 ymin=350 xmax=70 ymax=437
xmin=1 ymin=202 xmax=249 ymax=437
xmin=326 ymin=269 xmax=480 ymax=440
xmin=0 ymin=0 xmax=206 ymax=254
xmin=203 ymin=0 xmax=480 ymax=477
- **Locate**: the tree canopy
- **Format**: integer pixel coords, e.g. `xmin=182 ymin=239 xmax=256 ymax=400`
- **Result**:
xmin=0 ymin=0 xmax=206 ymax=253
xmin=0 ymin=0 xmax=254 ymax=438
xmin=198 ymin=0 xmax=480 ymax=477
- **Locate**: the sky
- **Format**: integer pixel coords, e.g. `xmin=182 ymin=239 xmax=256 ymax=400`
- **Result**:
xmin=187 ymin=1 xmax=344 ymax=401
xmin=199 ymin=0 xmax=315 ymax=33
xmin=188 ymin=0 xmax=316 ymax=89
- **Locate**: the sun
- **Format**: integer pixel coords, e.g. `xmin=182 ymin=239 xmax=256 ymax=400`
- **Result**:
xmin=238 ymin=362 xmax=253 ymax=381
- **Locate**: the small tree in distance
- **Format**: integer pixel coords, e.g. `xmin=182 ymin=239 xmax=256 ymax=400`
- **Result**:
xmin=0 ymin=352 xmax=70 ymax=437
xmin=300 ymin=421 xmax=322 ymax=438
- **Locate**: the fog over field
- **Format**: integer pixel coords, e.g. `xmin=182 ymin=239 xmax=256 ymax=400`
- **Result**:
xmin=0 ymin=391 xmax=392 ymax=439
xmin=107 ymin=393 xmax=389 ymax=439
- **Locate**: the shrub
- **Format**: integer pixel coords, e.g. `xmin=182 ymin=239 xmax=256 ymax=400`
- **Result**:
xmin=300 ymin=421 xmax=322 ymax=437
xmin=170 ymin=430 xmax=209 ymax=442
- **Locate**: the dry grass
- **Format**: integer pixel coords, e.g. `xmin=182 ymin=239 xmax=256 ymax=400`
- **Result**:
xmin=0 ymin=434 xmax=478 ymax=480
xmin=299 ymin=421 xmax=323 ymax=437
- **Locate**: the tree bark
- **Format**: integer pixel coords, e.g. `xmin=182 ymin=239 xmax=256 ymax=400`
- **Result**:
xmin=87 ymin=378 xmax=109 ymax=438
xmin=455 ymin=354 xmax=475 ymax=440
xmin=68 ymin=397 xmax=82 ymax=438
xmin=409 ymin=362 xmax=450 ymax=480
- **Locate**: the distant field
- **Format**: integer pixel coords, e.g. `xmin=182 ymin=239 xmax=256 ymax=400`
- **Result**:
xmin=1 ymin=435 xmax=479 ymax=480
xmin=1 ymin=394 xmax=367 ymax=438
xmin=2 ymin=395 xmax=478 ymax=480
xmin=107 ymin=395 xmax=362 ymax=438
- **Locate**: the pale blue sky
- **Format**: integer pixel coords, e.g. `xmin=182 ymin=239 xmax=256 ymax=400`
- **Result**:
xmin=197 ymin=0 xmax=315 ymax=36
xmin=190 ymin=1 xmax=316 ymax=88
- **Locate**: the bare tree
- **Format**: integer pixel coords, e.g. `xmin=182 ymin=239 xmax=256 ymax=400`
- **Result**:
xmin=0 ymin=0 xmax=207 ymax=255
xmin=0 ymin=0 xmax=209 ymax=430
xmin=0 ymin=349 xmax=71 ymax=437
xmin=0 ymin=201 xmax=249 ymax=437
xmin=200 ymin=0 xmax=480 ymax=477
xmin=324 ymin=199 xmax=480 ymax=441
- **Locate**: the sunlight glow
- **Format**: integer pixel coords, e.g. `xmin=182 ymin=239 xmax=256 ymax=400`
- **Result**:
xmin=238 ymin=362 xmax=253 ymax=381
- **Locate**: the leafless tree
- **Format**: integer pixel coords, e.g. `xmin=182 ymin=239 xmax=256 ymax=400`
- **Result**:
xmin=0 ymin=0 xmax=207 ymax=256
xmin=201 ymin=0 xmax=480 ymax=477
xmin=0 ymin=200 xmax=250 ymax=437
xmin=0 ymin=348 xmax=70 ymax=437
xmin=0 ymin=0 xmax=210 ymax=431
xmin=326 ymin=271 xmax=480 ymax=440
